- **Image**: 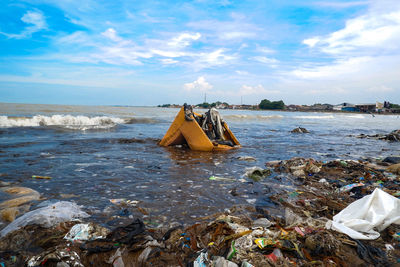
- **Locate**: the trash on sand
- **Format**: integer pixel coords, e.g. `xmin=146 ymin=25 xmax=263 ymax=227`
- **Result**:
xmin=252 ymin=218 xmax=272 ymax=228
xmin=27 ymin=248 xmax=84 ymax=267
xmin=0 ymin=201 xmax=89 ymax=237
xmin=209 ymin=176 xmax=236 ymax=181
xmin=338 ymin=183 xmax=364 ymax=193
xmin=194 ymin=251 xmax=209 ymax=267
xmin=255 ymin=238 xmax=280 ymax=249
xmin=32 ymin=175 xmax=52 ymax=179
xmin=265 ymin=248 xmax=283 ymax=262
xmin=326 ymin=188 xmax=400 ymax=240
xmin=64 ymin=223 xmax=110 ymax=242
xmin=107 ymin=248 xmax=125 ymax=267
xmin=211 ymin=256 xmax=238 ymax=267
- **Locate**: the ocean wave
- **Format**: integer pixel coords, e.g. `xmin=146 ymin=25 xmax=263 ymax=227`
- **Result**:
xmin=224 ymin=114 xmax=283 ymax=120
xmin=346 ymin=114 xmax=365 ymax=119
xmin=0 ymin=115 xmax=125 ymax=130
xmin=294 ymin=115 xmax=335 ymax=119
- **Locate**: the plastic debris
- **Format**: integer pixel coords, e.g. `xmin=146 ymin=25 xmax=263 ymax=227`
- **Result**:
xmin=211 ymin=256 xmax=239 ymax=267
xmin=240 ymin=261 xmax=254 ymax=267
xmin=265 ymin=248 xmax=283 ymax=262
xmin=252 ymin=218 xmax=272 ymax=228
xmin=32 ymin=175 xmax=52 ymax=179
xmin=209 ymin=176 xmax=236 ymax=181
xmin=107 ymin=248 xmax=125 ymax=267
xmin=255 ymin=238 xmax=280 ymax=249
xmin=110 ymin=198 xmax=139 ymax=206
xmin=27 ymin=248 xmax=84 ymax=267
xmin=243 ymin=167 xmax=271 ymax=181
xmin=64 ymin=223 xmax=110 ymax=242
xmin=326 ymin=188 xmax=400 ymax=240
xmin=194 ymin=251 xmax=209 ymax=267
xmin=237 ymin=156 xmax=256 ymax=161
xmin=0 ymin=201 xmax=89 ymax=237
xmin=338 ymin=183 xmax=364 ymax=193
xmin=393 ymin=232 xmax=400 ymax=241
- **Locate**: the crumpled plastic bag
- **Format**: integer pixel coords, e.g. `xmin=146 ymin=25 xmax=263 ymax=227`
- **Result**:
xmin=326 ymin=188 xmax=400 ymax=240
xmin=64 ymin=223 xmax=109 ymax=242
xmin=0 ymin=201 xmax=89 ymax=237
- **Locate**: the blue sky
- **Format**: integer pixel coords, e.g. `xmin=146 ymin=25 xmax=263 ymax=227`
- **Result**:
xmin=0 ymin=0 xmax=399 ymax=105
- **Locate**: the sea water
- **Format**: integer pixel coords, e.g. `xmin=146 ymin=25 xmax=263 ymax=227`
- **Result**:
xmin=1 ymin=103 xmax=400 ymax=227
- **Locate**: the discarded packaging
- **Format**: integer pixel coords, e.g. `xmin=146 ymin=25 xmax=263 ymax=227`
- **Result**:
xmin=64 ymin=223 xmax=110 ymax=242
xmin=0 ymin=201 xmax=89 ymax=237
xmin=326 ymin=188 xmax=400 ymax=240
xmin=338 ymin=183 xmax=364 ymax=193
xmin=209 ymin=176 xmax=236 ymax=181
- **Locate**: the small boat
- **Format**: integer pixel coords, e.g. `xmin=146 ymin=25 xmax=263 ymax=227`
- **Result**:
xmin=159 ymin=105 xmax=240 ymax=151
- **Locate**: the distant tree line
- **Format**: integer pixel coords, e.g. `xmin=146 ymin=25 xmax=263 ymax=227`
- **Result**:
xmin=258 ymin=99 xmax=285 ymax=110
xmin=196 ymin=101 xmax=229 ymax=108
xmin=390 ymin=103 xmax=400 ymax=109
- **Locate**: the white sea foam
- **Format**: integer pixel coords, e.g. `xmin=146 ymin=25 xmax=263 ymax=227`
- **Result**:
xmin=225 ymin=114 xmax=283 ymax=120
xmin=347 ymin=114 xmax=365 ymax=119
xmin=0 ymin=115 xmax=125 ymax=129
xmin=294 ymin=115 xmax=335 ymax=119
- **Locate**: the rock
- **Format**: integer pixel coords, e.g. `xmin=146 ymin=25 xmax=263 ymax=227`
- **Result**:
xmin=382 ymin=156 xmax=400 ymax=164
xmin=291 ymin=127 xmax=309 ymax=133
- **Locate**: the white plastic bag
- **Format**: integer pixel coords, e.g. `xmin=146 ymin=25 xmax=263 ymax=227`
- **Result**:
xmin=0 ymin=201 xmax=89 ymax=237
xmin=326 ymin=188 xmax=400 ymax=240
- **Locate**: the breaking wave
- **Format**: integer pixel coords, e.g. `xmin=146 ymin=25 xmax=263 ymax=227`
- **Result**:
xmin=294 ymin=115 xmax=335 ymax=120
xmin=225 ymin=114 xmax=284 ymax=121
xmin=0 ymin=115 xmax=125 ymax=130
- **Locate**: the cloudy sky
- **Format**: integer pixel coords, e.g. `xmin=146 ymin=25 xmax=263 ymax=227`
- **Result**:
xmin=0 ymin=0 xmax=399 ymax=105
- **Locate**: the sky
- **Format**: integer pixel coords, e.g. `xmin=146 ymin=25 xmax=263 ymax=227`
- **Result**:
xmin=0 ymin=0 xmax=399 ymax=106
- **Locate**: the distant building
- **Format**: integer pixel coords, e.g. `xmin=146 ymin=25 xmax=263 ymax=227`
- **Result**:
xmin=355 ymin=103 xmax=376 ymax=113
xmin=333 ymin=103 xmax=357 ymax=111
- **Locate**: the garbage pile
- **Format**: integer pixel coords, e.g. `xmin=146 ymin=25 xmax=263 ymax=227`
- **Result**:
xmin=0 ymin=157 xmax=399 ymax=266
xmin=355 ymin=129 xmax=400 ymax=142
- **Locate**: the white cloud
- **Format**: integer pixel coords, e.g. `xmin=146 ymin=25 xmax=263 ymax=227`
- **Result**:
xmin=235 ymin=70 xmax=249 ymax=75
xmin=167 ymin=32 xmax=201 ymax=48
xmin=290 ymin=0 xmax=400 ymax=100
xmin=302 ymin=5 xmax=400 ymax=54
xmin=256 ymin=46 xmax=275 ymax=54
xmin=183 ymin=77 xmax=213 ymax=92
xmin=191 ymin=48 xmax=236 ymax=69
xmin=239 ymin=84 xmax=280 ymax=95
xmin=252 ymin=56 xmax=278 ymax=65
xmin=292 ymin=57 xmax=372 ymax=79
xmin=302 ymin=37 xmax=320 ymax=47
xmin=187 ymin=16 xmax=261 ymax=43
xmin=314 ymin=1 xmax=369 ymax=8
xmin=0 ymin=10 xmax=47 ymax=39
xmin=101 ymin=28 xmax=122 ymax=42
xmin=160 ymin=58 xmax=179 ymax=65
